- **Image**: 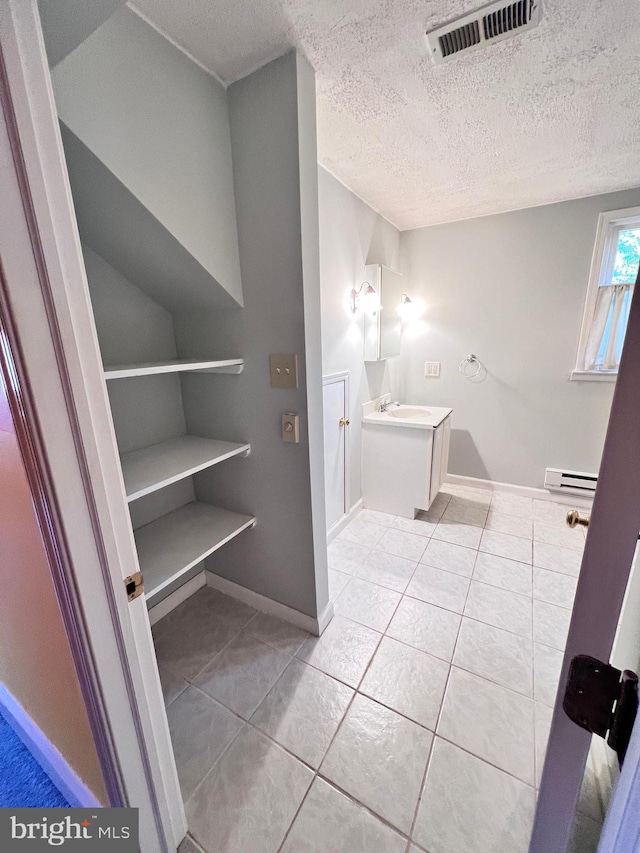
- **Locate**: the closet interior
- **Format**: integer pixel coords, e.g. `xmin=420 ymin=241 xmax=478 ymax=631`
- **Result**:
xmin=51 ymin=7 xmax=256 ymax=621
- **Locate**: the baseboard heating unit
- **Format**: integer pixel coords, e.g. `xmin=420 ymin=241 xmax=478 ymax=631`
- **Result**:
xmin=544 ymin=467 xmax=597 ymax=496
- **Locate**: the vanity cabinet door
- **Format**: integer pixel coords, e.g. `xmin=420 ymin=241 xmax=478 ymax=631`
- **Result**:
xmin=429 ymin=416 xmax=451 ymax=505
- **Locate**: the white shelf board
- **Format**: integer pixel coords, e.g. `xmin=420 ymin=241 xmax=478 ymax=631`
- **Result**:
xmin=136 ymin=501 xmax=255 ymax=604
xmin=121 ymin=436 xmax=250 ymax=502
xmin=104 ymin=358 xmax=244 ymax=380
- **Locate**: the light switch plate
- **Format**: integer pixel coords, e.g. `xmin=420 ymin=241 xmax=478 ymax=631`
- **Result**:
xmin=282 ymin=412 xmax=300 ymax=443
xmin=270 ymin=353 xmax=298 ymax=389
xmin=424 ymin=361 xmax=441 ymax=377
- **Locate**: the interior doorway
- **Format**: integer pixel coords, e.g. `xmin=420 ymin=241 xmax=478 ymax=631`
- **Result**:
xmin=0 ymin=355 xmax=105 ymax=808
xmin=323 ymin=372 xmax=350 ymax=534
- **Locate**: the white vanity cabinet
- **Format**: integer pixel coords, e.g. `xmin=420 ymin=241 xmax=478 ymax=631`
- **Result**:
xmin=361 ymin=402 xmax=452 ymax=518
xmin=429 ymin=413 xmax=451 ymax=505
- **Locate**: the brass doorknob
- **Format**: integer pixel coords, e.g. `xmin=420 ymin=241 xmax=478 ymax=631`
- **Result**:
xmin=566 ymin=509 xmax=590 ymax=529
xmin=339 ymin=418 xmax=350 ymax=427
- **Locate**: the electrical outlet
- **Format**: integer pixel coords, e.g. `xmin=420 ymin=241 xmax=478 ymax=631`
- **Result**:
xmin=282 ymin=412 xmax=300 ymax=443
xmin=424 ymin=361 xmax=441 ymax=377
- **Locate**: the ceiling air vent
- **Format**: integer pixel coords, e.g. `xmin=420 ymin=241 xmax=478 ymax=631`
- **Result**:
xmin=426 ymin=0 xmax=541 ymax=63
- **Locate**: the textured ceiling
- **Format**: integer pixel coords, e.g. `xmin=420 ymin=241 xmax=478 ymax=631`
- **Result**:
xmin=130 ymin=0 xmax=640 ymax=229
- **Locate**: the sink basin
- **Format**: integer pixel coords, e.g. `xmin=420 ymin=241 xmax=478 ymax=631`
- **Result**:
xmin=387 ymin=407 xmax=432 ymax=418
xmin=363 ymin=401 xmax=451 ymax=430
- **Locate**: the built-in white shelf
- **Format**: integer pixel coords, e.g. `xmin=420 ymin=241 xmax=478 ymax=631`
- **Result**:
xmin=136 ymin=501 xmax=255 ymax=605
xmin=121 ymin=436 xmax=250 ymax=501
xmin=104 ymin=358 xmax=244 ymax=380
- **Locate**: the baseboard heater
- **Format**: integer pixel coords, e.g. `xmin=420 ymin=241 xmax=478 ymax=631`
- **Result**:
xmin=544 ymin=467 xmax=598 ymax=496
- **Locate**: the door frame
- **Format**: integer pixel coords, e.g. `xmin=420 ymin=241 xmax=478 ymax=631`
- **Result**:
xmin=598 ymin=710 xmax=640 ymax=852
xmin=322 ymin=371 xmax=351 ymax=537
xmin=0 ymin=1 xmax=185 ymax=849
xmin=531 ymin=266 xmax=640 ymax=849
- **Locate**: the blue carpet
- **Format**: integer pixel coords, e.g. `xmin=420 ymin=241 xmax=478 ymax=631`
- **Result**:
xmin=0 ymin=712 xmax=70 ymax=807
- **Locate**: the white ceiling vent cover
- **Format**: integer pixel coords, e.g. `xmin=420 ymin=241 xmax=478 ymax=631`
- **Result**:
xmin=426 ymin=0 xmax=541 ymax=63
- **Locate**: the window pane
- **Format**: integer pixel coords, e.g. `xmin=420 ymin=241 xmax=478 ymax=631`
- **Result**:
xmin=611 ymin=228 xmax=640 ymax=283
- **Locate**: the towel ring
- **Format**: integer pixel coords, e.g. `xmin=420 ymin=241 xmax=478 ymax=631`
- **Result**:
xmin=459 ymin=353 xmax=481 ymax=379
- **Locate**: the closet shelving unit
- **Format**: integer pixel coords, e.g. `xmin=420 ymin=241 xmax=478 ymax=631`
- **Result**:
xmin=105 ymin=358 xmax=255 ymax=610
xmin=120 ymin=436 xmax=250 ymax=502
xmin=60 ymin=102 xmax=255 ymax=614
xmin=135 ymin=502 xmax=255 ymax=608
xmin=104 ymin=358 xmax=244 ymax=379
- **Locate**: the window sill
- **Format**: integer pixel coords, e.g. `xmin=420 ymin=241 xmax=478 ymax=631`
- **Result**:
xmin=570 ymin=370 xmax=618 ymax=383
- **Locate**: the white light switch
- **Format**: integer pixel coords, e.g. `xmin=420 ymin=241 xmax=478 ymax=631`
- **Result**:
xmin=424 ymin=361 xmax=441 ymax=377
xmin=270 ymin=353 xmax=299 ymax=389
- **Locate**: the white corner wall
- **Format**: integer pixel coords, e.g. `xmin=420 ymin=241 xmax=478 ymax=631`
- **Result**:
xmin=398 ymin=187 xmax=640 ymax=488
xmin=318 ymin=167 xmax=401 ymax=508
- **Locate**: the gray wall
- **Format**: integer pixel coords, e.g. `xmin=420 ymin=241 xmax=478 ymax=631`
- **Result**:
xmin=397 ymin=188 xmax=640 ymax=488
xmin=175 ymin=52 xmax=328 ymax=618
xmin=62 ymin=126 xmax=240 ymax=312
xmin=38 ymin=0 xmax=124 ymax=68
xmin=82 ymin=244 xmax=176 ymax=366
xmin=82 ymin=244 xmax=187 ymax=458
xmin=318 ymin=168 xmax=401 ymax=507
xmin=52 ymin=6 xmax=243 ymax=306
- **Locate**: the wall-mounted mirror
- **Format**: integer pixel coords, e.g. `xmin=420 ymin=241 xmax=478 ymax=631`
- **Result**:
xmin=363 ymin=264 xmax=403 ymax=361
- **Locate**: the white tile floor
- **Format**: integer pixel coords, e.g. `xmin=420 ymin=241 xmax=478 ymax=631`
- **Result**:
xmin=155 ymin=484 xmax=598 ymax=853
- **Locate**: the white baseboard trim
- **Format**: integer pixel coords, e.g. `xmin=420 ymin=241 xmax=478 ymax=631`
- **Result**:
xmin=327 ymin=499 xmax=363 ymax=543
xmin=205 ymin=572 xmax=334 ymax=637
xmin=148 ymin=571 xmax=206 ymax=626
xmin=446 ymin=474 xmax=594 ymax=508
xmin=315 ymin=601 xmax=335 ymax=635
xmin=0 ymin=683 xmax=100 ymax=808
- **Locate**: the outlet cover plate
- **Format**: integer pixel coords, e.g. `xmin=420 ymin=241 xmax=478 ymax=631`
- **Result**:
xmin=282 ymin=412 xmax=300 ymax=443
xmin=270 ymin=353 xmax=298 ymax=389
xmin=424 ymin=361 xmax=441 ymax=377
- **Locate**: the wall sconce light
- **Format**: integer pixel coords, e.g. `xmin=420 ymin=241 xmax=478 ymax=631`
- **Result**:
xmin=350 ymin=282 xmax=381 ymax=315
xmin=399 ymin=293 xmax=414 ymax=319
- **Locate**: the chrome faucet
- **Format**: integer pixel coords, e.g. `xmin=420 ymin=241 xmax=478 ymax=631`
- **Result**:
xmin=379 ymin=400 xmax=400 ymax=412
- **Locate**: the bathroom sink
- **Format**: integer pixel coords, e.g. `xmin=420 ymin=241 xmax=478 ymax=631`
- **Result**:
xmin=362 ymin=401 xmax=452 ymax=430
xmin=387 ymin=407 xmax=432 ymax=418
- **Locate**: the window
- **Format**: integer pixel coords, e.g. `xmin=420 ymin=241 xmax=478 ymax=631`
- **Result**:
xmin=573 ymin=207 xmax=640 ymax=381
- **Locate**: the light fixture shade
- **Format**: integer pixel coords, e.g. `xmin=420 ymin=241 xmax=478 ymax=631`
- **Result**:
xmin=351 ymin=281 xmax=381 ymax=314
xmin=399 ymin=292 xmax=419 ymax=320
xmin=362 ymin=284 xmax=381 ymax=314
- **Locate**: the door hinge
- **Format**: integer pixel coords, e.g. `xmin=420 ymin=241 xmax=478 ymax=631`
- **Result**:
xmin=124 ymin=572 xmax=144 ymax=602
xmin=564 ymin=655 xmax=639 ymax=767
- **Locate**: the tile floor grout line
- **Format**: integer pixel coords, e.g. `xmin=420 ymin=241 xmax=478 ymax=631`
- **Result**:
xmin=154 ymin=598 xmax=260 ymax=687
xmin=448 ymin=659 xmax=534 ymax=701
xmin=275 ymin=778 xmax=314 ymax=852
xmin=281 ymin=593 xmax=426 ymax=843
xmin=186 ymin=609 xmax=261 ymax=685
xmin=182 ymin=719 xmax=248 ymax=821
xmin=427 ymin=730 xmax=538 ymax=789
xmin=407 ymin=719 xmax=438 ymax=845
xmin=406 ymin=543 xmax=479 ymax=847
xmin=299 ymin=609 xmax=562 ymax=699
xmin=188 ymin=679 xmax=370 ymax=851
xmin=312 ymin=771 xmax=416 ymax=844
xmin=273 ymin=689 xmax=367 ymax=852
